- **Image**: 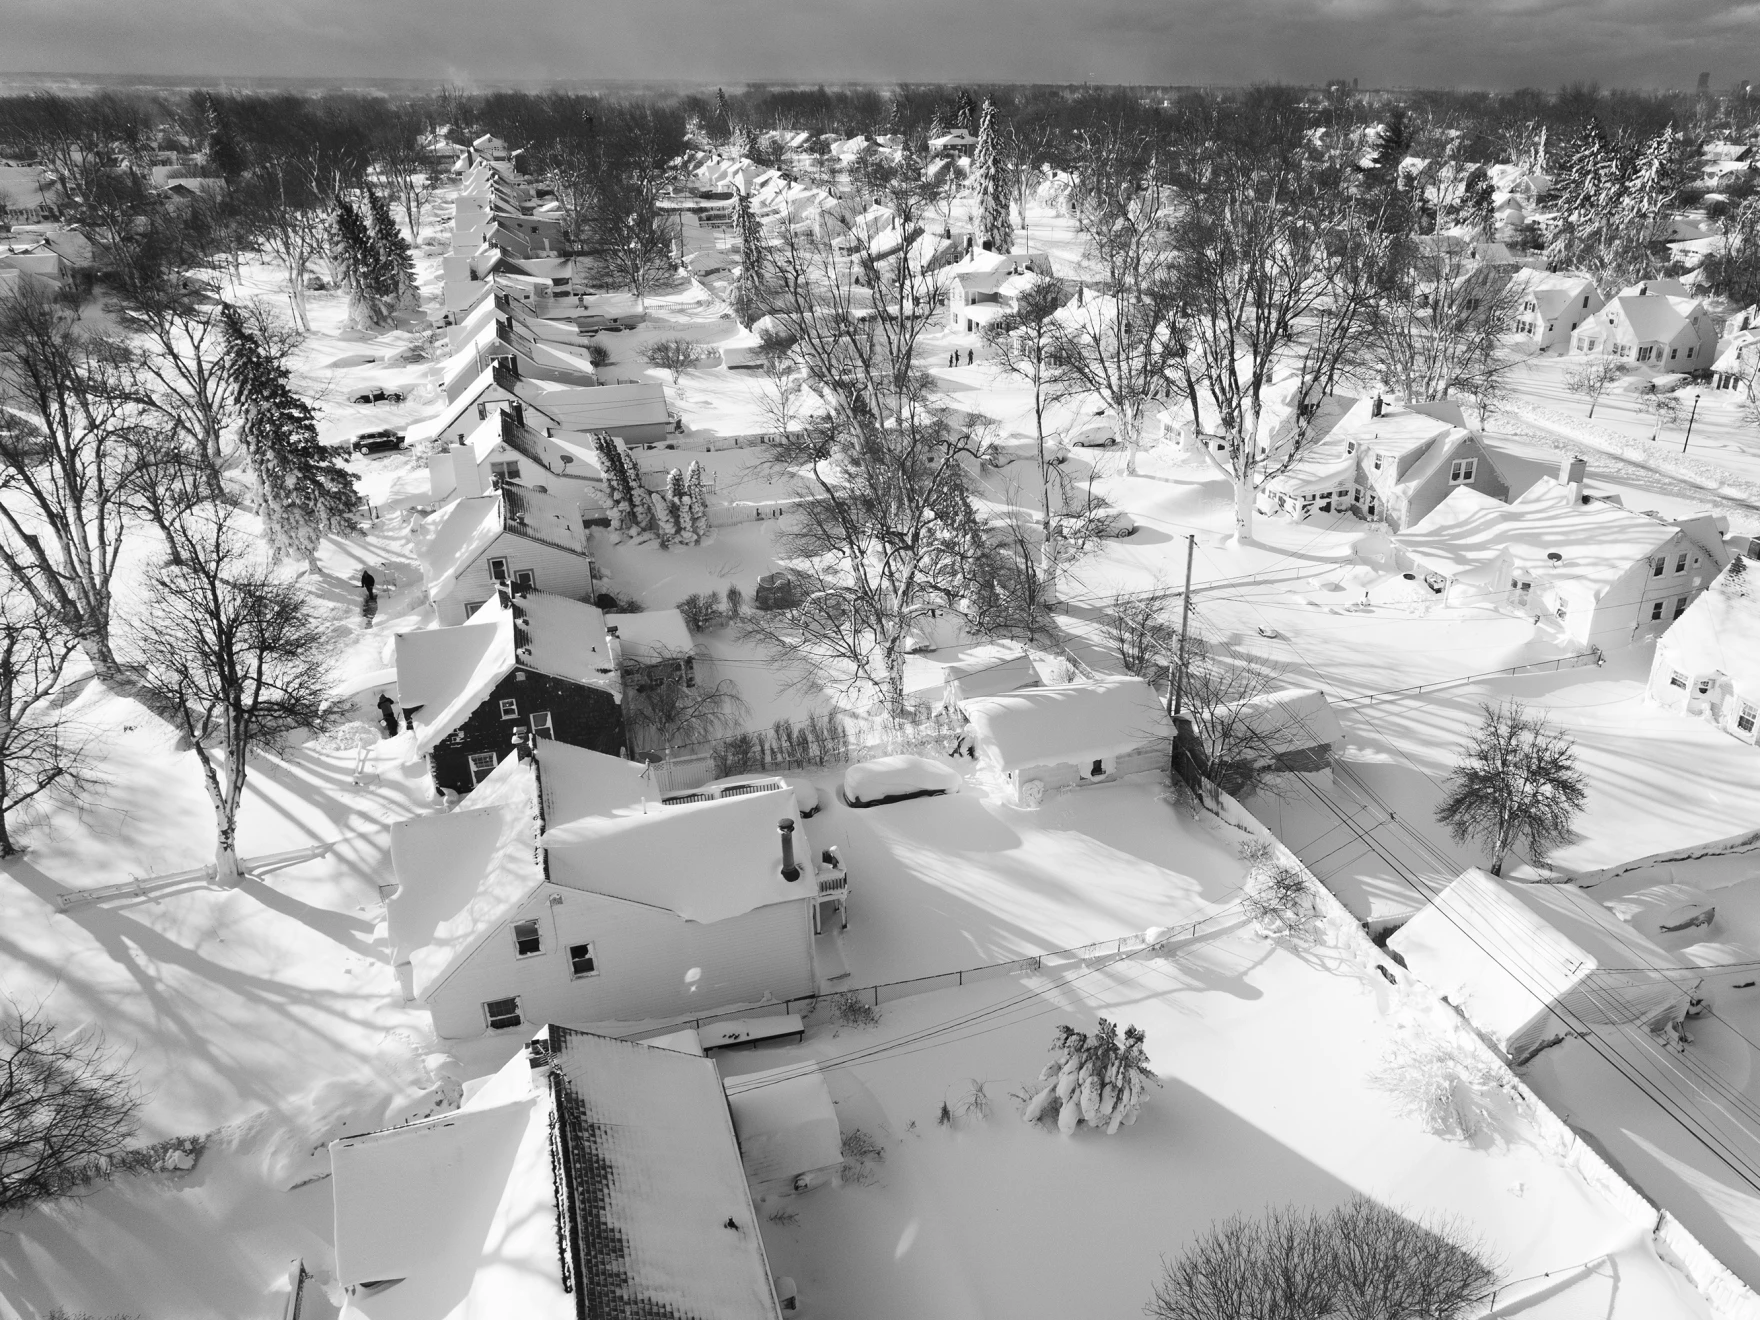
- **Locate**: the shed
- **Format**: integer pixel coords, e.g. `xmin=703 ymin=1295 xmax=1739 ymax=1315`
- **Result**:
xmin=1389 ymin=869 xmax=1696 ymax=1061
xmin=724 ymin=1064 xmax=843 ymax=1196
xmin=1208 ymin=687 xmax=1344 ymax=780
xmin=963 ymin=676 xmax=1168 ymax=807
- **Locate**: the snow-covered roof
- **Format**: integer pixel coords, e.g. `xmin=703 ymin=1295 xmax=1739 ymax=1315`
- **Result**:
xmin=416 ymin=494 xmax=505 ymax=601
xmin=1607 ymin=294 xmax=1700 ymax=345
xmin=541 ymin=787 xmax=810 ymax=924
xmin=546 ymin=1027 xmax=782 ymax=1320
xmin=1334 ymin=398 xmax=1462 ymax=460
xmin=724 ymin=1063 xmax=841 ymax=1185
xmin=533 ymin=738 xmax=651 ymax=821
xmin=606 ymin=608 xmax=693 ymax=664
xmin=1211 ymin=687 xmax=1343 ymax=756
xmin=1395 ymin=426 xmax=1501 ymax=495
xmin=1397 ymin=477 xmax=1679 ymax=600
xmin=942 ymin=650 xmax=1040 ymax=703
xmin=1389 ymin=869 xmax=1693 ymax=1057
xmin=331 ymin=1052 xmax=561 ymax=1320
xmin=395 ymin=593 xmax=617 ymax=756
xmin=964 ymin=676 xmax=1168 ymax=774
xmin=1657 ymin=558 xmax=1760 ymax=696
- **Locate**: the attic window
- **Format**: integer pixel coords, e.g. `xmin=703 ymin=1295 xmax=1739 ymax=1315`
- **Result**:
xmin=500 ymin=698 xmax=519 ymax=719
xmin=1372 ymin=454 xmax=1382 ymax=471
xmin=1669 ymin=670 xmax=1688 ymax=689
xmin=1676 ymin=553 xmax=1689 ymax=574
xmin=1448 ymin=458 xmax=1477 ymax=484
xmin=1697 ymin=677 xmax=1713 ymax=695
xmin=488 ymin=557 xmax=511 ymax=583
xmin=1651 ymin=556 xmax=1666 ymax=577
xmin=512 ymin=920 xmax=543 ymax=957
xmin=1739 ymin=704 xmax=1756 ymax=733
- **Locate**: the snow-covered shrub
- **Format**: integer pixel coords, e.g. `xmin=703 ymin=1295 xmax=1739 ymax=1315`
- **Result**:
xmin=830 ymin=991 xmax=880 ymax=1029
xmin=1239 ymin=842 xmax=1316 ymax=946
xmin=1368 ymin=1036 xmax=1509 ymax=1142
xmin=839 ymin=1127 xmax=885 ymax=1185
xmin=723 ymin=583 xmax=745 ymax=618
xmin=1022 ymin=1020 xmax=1157 ymax=1135
xmin=677 ymin=590 xmax=723 ymax=633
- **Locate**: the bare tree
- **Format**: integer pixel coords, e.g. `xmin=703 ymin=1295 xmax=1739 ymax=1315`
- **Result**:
xmin=372 ymin=106 xmax=437 ymax=242
xmin=1434 ymin=700 xmax=1586 ymax=876
xmin=1149 ymin=1197 xmax=1496 ymax=1320
xmin=984 ymin=276 xmax=1073 ymax=568
xmin=586 ymin=177 xmax=679 ymax=311
xmin=623 ymin=653 xmax=749 ymax=753
xmin=0 ymin=287 xmax=145 ymax=678
xmin=125 ymin=511 xmax=341 ymax=885
xmin=1102 ymin=588 xmax=1178 ymax=680
xmin=640 ymin=337 xmax=702 ymax=383
xmin=1564 ymin=354 xmax=1623 ymax=419
xmin=0 ymin=597 xmax=92 ymax=857
xmin=0 ymin=999 xmax=142 ymax=1212
xmin=1171 ymin=637 xmax=1298 ymax=810
xmin=1362 ymin=246 xmax=1526 ymax=405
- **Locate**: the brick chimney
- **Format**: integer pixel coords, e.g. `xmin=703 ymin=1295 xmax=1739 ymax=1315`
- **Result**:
xmin=453 ymin=443 xmax=485 ymax=498
xmin=1560 ymin=454 xmax=1587 ymax=503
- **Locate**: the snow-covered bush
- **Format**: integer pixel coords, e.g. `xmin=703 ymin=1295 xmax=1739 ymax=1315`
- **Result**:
xmin=677 ymin=590 xmax=723 ymax=633
xmin=1368 ymin=1036 xmax=1510 ymax=1142
xmin=1021 ymin=1020 xmax=1157 ymax=1135
xmin=840 ymin=1127 xmax=885 ymax=1185
xmin=1239 ymin=841 xmax=1316 ymax=946
xmin=829 ymin=991 xmax=880 ymax=1029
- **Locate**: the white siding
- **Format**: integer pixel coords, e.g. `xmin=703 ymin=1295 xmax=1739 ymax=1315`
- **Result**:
xmin=426 ymin=883 xmax=816 ymax=1039
xmin=435 ymin=531 xmax=596 ymax=625
xmin=1582 ymin=530 xmax=1709 ymax=649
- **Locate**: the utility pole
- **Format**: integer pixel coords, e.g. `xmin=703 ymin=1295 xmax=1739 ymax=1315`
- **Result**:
xmin=1171 ymin=533 xmax=1196 ymax=717
xmin=1681 ymin=393 xmax=1701 ymax=454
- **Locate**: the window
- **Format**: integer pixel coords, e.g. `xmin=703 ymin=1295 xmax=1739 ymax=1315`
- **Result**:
xmin=1739 ymin=704 xmax=1756 ymax=733
xmin=1669 ymin=348 xmax=1678 ymax=360
xmin=1583 ymin=295 xmax=1590 ymax=308
xmin=1696 ymin=677 xmax=1713 ymax=695
xmin=463 ymin=600 xmax=487 ymax=617
xmin=529 ymin=711 xmax=554 ymax=739
xmin=490 ymin=460 xmax=520 ymax=485
xmin=512 ymin=919 xmax=542 ymax=957
xmin=488 ymin=556 xmax=510 ymax=583
xmin=1090 ymin=759 xmax=1105 ymax=777
xmin=484 ymin=997 xmax=522 ymax=1030
xmin=1636 ymin=346 xmax=1653 ymax=362
xmin=1675 ymin=553 xmax=1688 ymax=574
xmin=1650 ymin=600 xmax=1666 ymax=621
xmin=1449 ymin=458 xmax=1477 ymax=484
xmin=1674 ymin=596 xmax=1689 ymax=619
xmin=1372 ymin=454 xmax=1382 ymax=471
xmin=513 ymin=568 xmax=536 ymax=589
xmin=1651 ymin=556 xmax=1666 ymax=577
xmin=1687 ymin=347 xmax=1694 ymax=359
xmin=468 ymin=752 xmax=499 ymax=782
xmin=569 ymin=942 xmax=598 ymax=977
xmin=499 ymin=698 xmax=519 ymax=720
xmin=1669 ymin=670 xmax=1688 ymax=689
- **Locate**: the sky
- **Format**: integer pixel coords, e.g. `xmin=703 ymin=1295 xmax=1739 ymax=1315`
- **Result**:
xmin=3 ymin=0 xmax=1759 ymax=90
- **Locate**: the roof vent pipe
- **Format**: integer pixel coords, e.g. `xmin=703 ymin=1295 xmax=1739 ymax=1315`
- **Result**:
xmin=779 ymin=818 xmax=800 ymax=882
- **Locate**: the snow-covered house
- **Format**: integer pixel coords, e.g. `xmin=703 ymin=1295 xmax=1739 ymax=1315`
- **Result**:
xmin=962 ymin=676 xmax=1169 ymax=808
xmin=1390 ymin=869 xmax=1696 ymax=1062
xmin=928 ymin=128 xmax=979 ymax=154
xmin=1710 ymin=306 xmax=1760 ymax=392
xmin=1505 ymin=269 xmax=1605 ymax=353
xmin=427 ymin=408 xmax=608 ymax=520
xmin=415 ymin=487 xmax=597 ymax=626
xmin=605 ymin=608 xmax=697 ymax=691
xmin=329 ymin=1027 xmax=785 ymax=1320
xmin=725 ymin=1062 xmax=843 ymax=1198
xmin=440 ymin=320 xmax=600 ymax=401
xmin=945 ymin=250 xmax=1057 ymax=336
xmin=394 ymin=591 xmax=625 ymax=793
xmin=1205 ymin=687 xmax=1345 ymax=787
xmin=1570 ymin=285 xmax=1717 ymax=369
xmin=1260 ymin=398 xmax=1510 ymax=531
xmin=408 ymin=362 xmax=670 ymax=450
xmin=1395 ymin=466 xmax=1729 ymax=648
xmin=1648 ymin=558 xmax=1760 ymax=745
xmin=386 ymin=750 xmax=825 ymax=1038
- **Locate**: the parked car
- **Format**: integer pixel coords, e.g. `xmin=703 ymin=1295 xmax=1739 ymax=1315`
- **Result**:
xmin=663 ymin=774 xmax=823 ymax=817
xmin=980 ymin=435 xmax=1069 ymax=468
xmin=350 ymin=388 xmax=406 ymax=405
xmin=843 ymin=755 xmax=963 ymax=808
xmin=351 ymin=428 xmax=406 ymax=455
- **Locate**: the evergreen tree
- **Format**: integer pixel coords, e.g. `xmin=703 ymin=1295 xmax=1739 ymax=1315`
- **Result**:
xmin=973 ymin=99 xmax=1014 ymax=254
xmin=955 ymin=91 xmax=977 ymax=133
xmin=201 ymin=94 xmax=245 ymax=181
xmin=714 ymin=88 xmax=733 ymax=144
xmin=731 ymin=190 xmax=768 ymax=327
xmin=927 ymin=109 xmax=945 ymax=142
xmin=331 ymin=195 xmax=391 ymax=330
xmin=365 ymin=184 xmax=419 ymax=311
xmin=685 ymin=460 xmax=711 ymax=542
xmin=594 ymin=432 xmax=640 ymax=532
xmin=662 ymin=467 xmax=689 ymax=545
xmin=220 ymin=304 xmax=359 ymax=564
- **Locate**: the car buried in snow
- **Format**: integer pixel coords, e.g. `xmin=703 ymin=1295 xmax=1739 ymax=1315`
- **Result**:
xmin=842 ymin=754 xmax=964 ymax=808
xmin=350 ymin=428 xmax=406 ymax=455
xmin=349 ymin=387 xmax=406 ymax=405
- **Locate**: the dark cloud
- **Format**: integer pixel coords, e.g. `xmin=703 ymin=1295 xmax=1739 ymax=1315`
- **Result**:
xmin=3 ymin=0 xmax=1757 ymax=88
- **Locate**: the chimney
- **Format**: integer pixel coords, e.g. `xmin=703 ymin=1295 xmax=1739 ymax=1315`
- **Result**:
xmin=1560 ymin=454 xmax=1587 ymax=502
xmin=453 ymin=442 xmax=485 ymax=498
xmin=512 ymin=401 xmax=525 ymax=429
xmin=778 ymin=818 xmax=801 ymax=882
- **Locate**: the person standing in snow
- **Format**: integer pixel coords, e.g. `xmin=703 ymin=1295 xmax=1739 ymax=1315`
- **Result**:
xmin=359 ymin=567 xmax=376 ymax=597
xmin=377 ymin=693 xmax=400 ymax=737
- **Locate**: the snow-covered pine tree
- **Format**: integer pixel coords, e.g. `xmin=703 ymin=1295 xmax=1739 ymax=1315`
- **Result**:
xmin=365 ymin=184 xmax=420 ymax=312
xmin=731 ymin=190 xmax=767 ymax=327
xmin=661 ymin=467 xmax=689 ymax=545
xmin=973 ymin=99 xmax=1013 ymax=254
xmin=611 ymin=437 xmax=659 ymax=536
xmin=954 ymin=90 xmax=976 ymax=133
xmin=593 ymin=433 xmax=636 ymax=531
xmin=685 ymin=460 xmax=711 ymax=541
xmin=220 ymin=304 xmax=360 ymax=564
xmin=927 ymin=109 xmax=945 ymax=142
xmin=331 ymin=195 xmax=391 ymax=330
xmin=714 ymin=88 xmax=733 ymax=143
xmin=1021 ymin=1020 xmax=1156 ymax=1136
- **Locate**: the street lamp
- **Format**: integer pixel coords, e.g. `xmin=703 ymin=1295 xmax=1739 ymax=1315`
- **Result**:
xmin=1681 ymin=392 xmax=1701 ymax=454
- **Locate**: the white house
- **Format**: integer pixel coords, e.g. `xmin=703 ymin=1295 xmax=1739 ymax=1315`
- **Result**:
xmin=1390 ymin=869 xmax=1696 ymax=1062
xmin=416 ymin=488 xmax=597 ymax=626
xmin=1505 ymin=269 xmax=1605 ymax=352
xmin=1394 ymin=468 xmax=1729 ymax=648
xmin=962 ymin=675 xmax=1168 ymax=807
xmin=945 ymin=249 xmax=1057 ymax=336
xmin=386 ymin=749 xmax=827 ymax=1039
xmin=426 ymin=408 xmax=609 ymax=522
xmin=408 ymin=362 xmax=670 ymax=451
xmin=1570 ymin=285 xmax=1718 ymax=369
xmin=329 ymin=1026 xmax=784 ymax=1320
xmin=1648 ymin=557 xmax=1760 ymax=745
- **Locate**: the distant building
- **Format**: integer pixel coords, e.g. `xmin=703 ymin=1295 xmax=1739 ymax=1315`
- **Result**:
xmin=1570 ymin=284 xmax=1717 ymax=369
xmin=1505 ymin=269 xmax=1606 ymax=353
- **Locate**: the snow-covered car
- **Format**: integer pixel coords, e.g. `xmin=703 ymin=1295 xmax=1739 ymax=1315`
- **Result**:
xmin=980 ymin=435 xmax=1069 ymax=468
xmin=351 ymin=428 xmax=406 ymax=455
xmin=664 ymin=774 xmax=823 ymax=817
xmin=349 ymin=388 xmax=406 ymax=405
xmin=843 ymin=755 xmax=963 ymax=808
xmin=1095 ymin=508 xmax=1136 ymax=538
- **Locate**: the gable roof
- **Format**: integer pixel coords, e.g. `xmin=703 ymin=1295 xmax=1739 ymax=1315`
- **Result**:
xmin=415 ymin=494 xmax=505 ymax=601
xmin=532 ymin=738 xmax=651 ymax=820
xmin=605 ymin=608 xmax=693 ymax=664
xmin=1608 ymin=294 xmax=1701 ymax=345
xmin=547 ymin=1028 xmax=782 ymax=1320
xmin=542 ymin=787 xmax=809 ymax=924
xmin=964 ymin=675 xmax=1168 ymax=773
xmin=1396 ymin=426 xmax=1505 ymax=494
xmin=1657 ymin=558 xmax=1760 ymax=694
xmin=1389 ymin=868 xmax=1692 ymax=1056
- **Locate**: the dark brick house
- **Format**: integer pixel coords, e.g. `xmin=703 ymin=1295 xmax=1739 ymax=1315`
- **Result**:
xmin=395 ymin=589 xmax=627 ymax=795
